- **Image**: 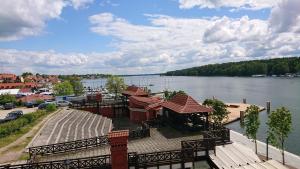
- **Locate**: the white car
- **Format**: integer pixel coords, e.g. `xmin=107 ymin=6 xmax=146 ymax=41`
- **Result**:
xmin=56 ymin=100 xmax=72 ymax=107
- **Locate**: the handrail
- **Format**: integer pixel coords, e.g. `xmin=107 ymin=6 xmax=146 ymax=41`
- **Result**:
xmin=28 ymin=128 xmax=150 ymax=157
xmin=0 ymin=155 xmax=111 ymax=169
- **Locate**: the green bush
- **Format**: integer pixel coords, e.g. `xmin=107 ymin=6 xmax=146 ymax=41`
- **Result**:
xmin=46 ymin=104 xmax=57 ymax=112
xmin=0 ymin=110 xmax=48 ymax=138
xmin=0 ymin=94 xmax=16 ymax=105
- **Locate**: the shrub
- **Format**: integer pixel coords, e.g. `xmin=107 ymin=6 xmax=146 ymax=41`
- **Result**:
xmin=46 ymin=104 xmax=57 ymax=112
xmin=0 ymin=110 xmax=48 ymax=138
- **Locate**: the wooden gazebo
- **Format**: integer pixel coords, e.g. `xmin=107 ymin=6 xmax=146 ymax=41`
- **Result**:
xmin=161 ymin=93 xmax=213 ymax=131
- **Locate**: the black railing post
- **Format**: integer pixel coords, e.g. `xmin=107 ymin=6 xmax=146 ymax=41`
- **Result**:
xmin=266 ymin=137 xmax=269 ymax=160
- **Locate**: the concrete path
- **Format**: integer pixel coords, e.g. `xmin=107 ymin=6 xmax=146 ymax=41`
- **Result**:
xmin=230 ymin=130 xmax=300 ymax=169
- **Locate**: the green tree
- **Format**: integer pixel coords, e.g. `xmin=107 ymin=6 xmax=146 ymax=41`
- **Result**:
xmin=271 ymin=63 xmax=290 ymax=75
xmin=21 ymin=72 xmax=33 ymax=77
xmin=296 ymin=64 xmax=300 ymax=73
xmin=244 ymin=105 xmax=260 ymax=154
xmin=267 ymin=107 xmax=292 ymax=165
xmin=164 ymin=90 xmax=186 ymax=100
xmin=0 ymin=94 xmax=17 ymax=105
xmin=105 ymin=75 xmax=126 ymax=99
xmin=203 ymin=99 xmax=229 ymax=126
xmin=53 ymin=81 xmax=74 ymax=96
xmin=66 ymin=77 xmax=84 ymax=96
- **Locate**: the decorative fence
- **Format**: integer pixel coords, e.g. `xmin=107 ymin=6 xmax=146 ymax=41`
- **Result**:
xmin=28 ymin=128 xmax=150 ymax=158
xmin=28 ymin=136 xmax=109 ymax=157
xmin=181 ymin=138 xmax=216 ymax=152
xmin=128 ymin=149 xmax=195 ymax=167
xmin=203 ymin=127 xmax=230 ymax=145
xmin=0 ymin=155 xmax=111 ymax=169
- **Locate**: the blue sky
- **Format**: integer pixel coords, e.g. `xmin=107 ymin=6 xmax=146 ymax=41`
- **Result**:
xmin=0 ymin=0 xmax=300 ymax=74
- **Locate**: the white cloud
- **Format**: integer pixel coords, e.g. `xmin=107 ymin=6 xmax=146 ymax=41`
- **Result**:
xmin=0 ymin=0 xmax=94 ymax=41
xmin=70 ymin=0 xmax=94 ymax=9
xmin=269 ymin=0 xmax=300 ymax=33
xmin=178 ymin=0 xmax=282 ymax=10
xmin=0 ymin=0 xmax=66 ymax=41
xmin=1 ymin=0 xmax=300 ymax=74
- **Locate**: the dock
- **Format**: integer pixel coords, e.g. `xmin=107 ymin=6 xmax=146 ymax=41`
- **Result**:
xmin=224 ymin=103 xmax=265 ymax=124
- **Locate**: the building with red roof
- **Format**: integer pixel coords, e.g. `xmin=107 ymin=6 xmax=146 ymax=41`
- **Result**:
xmin=18 ymin=94 xmax=54 ymax=104
xmin=161 ymin=93 xmax=213 ymax=130
xmin=0 ymin=73 xmax=17 ymax=83
xmin=122 ymin=86 xmax=149 ymax=97
xmin=0 ymin=82 xmax=37 ymax=89
xmin=128 ymin=96 xmax=162 ymax=123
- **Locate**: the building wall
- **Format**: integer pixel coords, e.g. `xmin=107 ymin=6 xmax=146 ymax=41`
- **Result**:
xmin=130 ymin=110 xmax=147 ymax=123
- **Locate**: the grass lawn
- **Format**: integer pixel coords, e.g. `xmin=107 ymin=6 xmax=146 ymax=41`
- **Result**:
xmin=0 ymin=108 xmax=58 ymax=161
xmin=0 ymin=112 xmax=47 ymax=148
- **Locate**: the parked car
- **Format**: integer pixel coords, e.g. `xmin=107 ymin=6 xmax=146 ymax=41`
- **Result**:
xmin=4 ymin=103 xmax=16 ymax=110
xmin=0 ymin=110 xmax=23 ymax=124
xmin=25 ymin=102 xmax=35 ymax=108
xmin=0 ymin=105 xmax=4 ymax=110
xmin=56 ymin=100 xmax=72 ymax=107
xmin=38 ymin=103 xmax=50 ymax=109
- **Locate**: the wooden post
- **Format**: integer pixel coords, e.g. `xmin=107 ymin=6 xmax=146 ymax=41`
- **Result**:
xmin=242 ymin=98 xmax=247 ymax=104
xmin=240 ymin=111 xmax=245 ymax=124
xmin=267 ymin=101 xmax=271 ymax=114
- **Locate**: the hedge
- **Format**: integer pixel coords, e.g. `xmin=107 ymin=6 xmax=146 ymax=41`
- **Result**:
xmin=0 ymin=110 xmax=50 ymax=138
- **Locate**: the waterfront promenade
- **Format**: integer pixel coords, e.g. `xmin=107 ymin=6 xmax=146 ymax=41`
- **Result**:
xmin=230 ymin=130 xmax=300 ymax=168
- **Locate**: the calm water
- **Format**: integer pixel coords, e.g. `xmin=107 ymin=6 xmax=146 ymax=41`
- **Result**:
xmin=83 ymin=76 xmax=300 ymax=155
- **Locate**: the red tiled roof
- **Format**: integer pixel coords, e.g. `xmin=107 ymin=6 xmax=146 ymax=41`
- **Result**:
xmin=145 ymin=102 xmax=162 ymax=111
xmin=161 ymin=93 xmax=213 ymax=114
xmin=108 ymin=130 xmax=129 ymax=138
xmin=18 ymin=94 xmax=54 ymax=103
xmin=130 ymin=96 xmax=161 ymax=104
xmin=122 ymin=86 xmax=148 ymax=96
xmin=19 ymin=88 xmax=32 ymax=93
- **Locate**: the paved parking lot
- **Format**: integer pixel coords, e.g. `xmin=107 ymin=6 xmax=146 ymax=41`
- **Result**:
xmin=0 ymin=107 xmax=37 ymax=119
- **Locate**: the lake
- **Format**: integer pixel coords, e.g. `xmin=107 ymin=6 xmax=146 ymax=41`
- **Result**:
xmin=82 ymin=75 xmax=300 ymax=155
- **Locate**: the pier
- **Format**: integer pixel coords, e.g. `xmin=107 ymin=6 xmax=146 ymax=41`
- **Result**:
xmin=225 ymin=103 xmax=265 ymax=124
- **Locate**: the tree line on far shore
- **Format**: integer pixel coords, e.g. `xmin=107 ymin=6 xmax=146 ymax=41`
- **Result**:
xmin=165 ymin=57 xmax=300 ymax=76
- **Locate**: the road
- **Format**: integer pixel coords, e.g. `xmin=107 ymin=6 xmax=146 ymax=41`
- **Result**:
xmin=0 ymin=107 xmax=37 ymax=119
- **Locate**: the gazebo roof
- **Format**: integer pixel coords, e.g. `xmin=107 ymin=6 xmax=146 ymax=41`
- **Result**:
xmin=161 ymin=93 xmax=213 ymax=114
xmin=122 ymin=86 xmax=148 ymax=96
xmin=129 ymin=96 xmax=161 ymax=107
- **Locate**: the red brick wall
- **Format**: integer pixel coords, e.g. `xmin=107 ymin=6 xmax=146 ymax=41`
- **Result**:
xmin=79 ymin=107 xmax=114 ymax=118
xmin=130 ymin=110 xmax=147 ymax=123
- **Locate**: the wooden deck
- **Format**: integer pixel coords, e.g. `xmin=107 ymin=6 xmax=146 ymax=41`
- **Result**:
xmin=224 ymin=103 xmax=265 ymax=124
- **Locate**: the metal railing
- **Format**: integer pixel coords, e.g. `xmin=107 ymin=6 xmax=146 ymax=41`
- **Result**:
xmin=29 ymin=136 xmax=109 ymax=157
xmin=0 ymin=155 xmax=111 ymax=169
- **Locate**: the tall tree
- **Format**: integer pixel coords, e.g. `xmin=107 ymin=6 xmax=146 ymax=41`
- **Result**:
xmin=203 ymin=99 xmax=229 ymax=126
xmin=267 ymin=107 xmax=292 ymax=165
xmin=244 ymin=105 xmax=260 ymax=154
xmin=164 ymin=90 xmax=185 ymax=100
xmin=105 ymin=75 xmax=126 ymax=99
xmin=53 ymin=81 xmax=74 ymax=96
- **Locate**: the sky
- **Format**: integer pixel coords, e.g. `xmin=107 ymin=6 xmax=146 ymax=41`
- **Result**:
xmin=0 ymin=0 xmax=300 ymax=75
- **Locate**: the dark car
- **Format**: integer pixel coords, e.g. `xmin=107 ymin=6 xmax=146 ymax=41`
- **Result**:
xmin=0 ymin=110 xmax=23 ymax=124
xmin=25 ymin=102 xmax=35 ymax=108
xmin=4 ymin=103 xmax=15 ymax=110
